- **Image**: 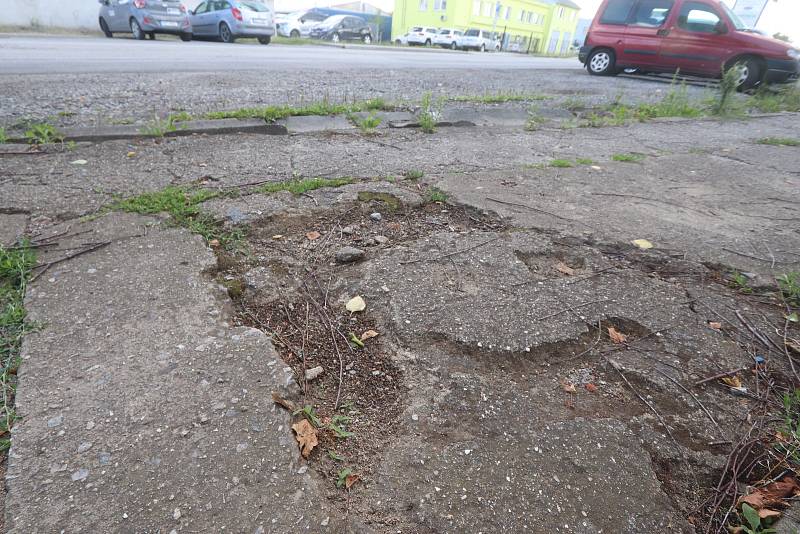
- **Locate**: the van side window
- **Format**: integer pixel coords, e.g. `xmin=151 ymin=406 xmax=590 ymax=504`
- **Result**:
xmin=599 ymin=0 xmax=635 ymax=25
xmin=677 ymin=1 xmax=722 ymax=33
xmin=631 ymin=0 xmax=674 ymax=27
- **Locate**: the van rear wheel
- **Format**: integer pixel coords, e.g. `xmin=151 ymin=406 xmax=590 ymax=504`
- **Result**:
xmin=100 ymin=18 xmax=113 ymax=38
xmin=587 ymin=48 xmax=616 ymax=76
xmin=726 ymin=56 xmax=763 ymax=91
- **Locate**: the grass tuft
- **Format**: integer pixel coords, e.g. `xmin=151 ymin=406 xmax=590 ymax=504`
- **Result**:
xmin=404 ymin=169 xmax=424 ymax=180
xmin=426 ymin=187 xmax=447 ymax=203
xmin=352 ymin=112 xmax=383 ymax=132
xmin=24 ymin=123 xmax=64 ymax=145
xmin=257 ymin=177 xmax=355 ymax=196
xmin=206 ymin=98 xmax=391 ymax=122
xmin=0 ymin=127 xmax=7 ymax=144
xmin=0 ymin=243 xmax=36 ymax=452
xmin=140 ymin=114 xmax=182 ymax=138
xmin=450 ymin=92 xmax=550 ymax=104
xmin=549 ymin=159 xmax=574 ymax=168
xmin=612 ymin=153 xmax=644 ymax=163
xmin=418 ymin=92 xmax=439 ymax=134
xmin=757 ymin=137 xmax=800 ymax=147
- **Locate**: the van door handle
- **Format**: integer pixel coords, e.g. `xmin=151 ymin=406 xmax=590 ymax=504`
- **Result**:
xmin=657 ymin=28 xmax=670 ymax=37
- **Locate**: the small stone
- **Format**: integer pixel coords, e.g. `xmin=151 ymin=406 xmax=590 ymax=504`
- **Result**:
xmin=341 ymin=225 xmax=356 ymax=235
xmin=335 ymin=246 xmax=365 ymax=264
xmin=381 ymin=285 xmax=390 ymax=292
xmin=236 ymin=443 xmax=248 ymax=452
xmin=411 ymin=414 xmax=419 ymax=421
xmin=77 ymin=442 xmax=93 ymax=453
xmin=123 ymin=513 xmax=128 ymax=519
xmin=321 ymin=517 xmax=330 ymax=526
xmin=170 ymin=530 xmax=178 ymax=534
xmin=370 ymin=212 xmax=382 ymax=221
xmin=298 ymin=465 xmax=308 ymax=474
xmin=374 ymin=235 xmax=389 ymax=244
xmin=305 ymin=366 xmax=324 ymax=381
xmin=47 ymin=415 xmax=63 ymax=428
xmin=71 ymin=468 xmax=89 ymax=482
xmin=173 ymin=508 xmax=181 ymax=520
xmin=86 ymin=421 xmax=95 ymax=430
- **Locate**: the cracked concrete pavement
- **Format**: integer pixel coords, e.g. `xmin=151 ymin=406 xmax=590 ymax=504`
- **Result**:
xmin=1 ymin=89 xmax=799 ymax=532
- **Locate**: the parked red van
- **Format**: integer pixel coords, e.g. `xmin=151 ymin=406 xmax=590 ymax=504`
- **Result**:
xmin=579 ymin=0 xmax=799 ymax=89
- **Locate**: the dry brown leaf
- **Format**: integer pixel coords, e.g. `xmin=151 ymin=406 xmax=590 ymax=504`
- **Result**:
xmin=708 ymin=321 xmax=722 ymax=331
xmin=758 ymin=509 xmax=782 ymax=519
xmin=561 ymin=381 xmax=577 ymax=394
xmin=292 ymin=419 xmax=318 ymax=459
xmin=555 ymin=262 xmax=575 ymax=276
xmin=306 ymin=231 xmax=321 ymax=241
xmin=208 ymin=239 xmax=220 ymax=248
xmin=608 ymin=327 xmax=627 ymax=344
xmin=787 ymin=339 xmax=800 ymax=354
xmin=739 ymin=477 xmax=800 ymax=510
xmin=722 ymin=375 xmax=742 ymax=388
xmin=361 ymin=329 xmax=379 ymax=341
xmin=345 ymin=473 xmax=360 ymax=489
xmin=271 ymin=391 xmax=295 ymax=412
xmin=585 ymin=383 xmax=598 ymax=393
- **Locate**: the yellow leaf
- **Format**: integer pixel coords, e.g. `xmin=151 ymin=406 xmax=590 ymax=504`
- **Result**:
xmin=292 ymin=419 xmax=318 ymax=459
xmin=722 ymin=375 xmax=742 ymax=388
xmin=346 ymin=296 xmax=366 ymax=313
xmin=632 ymin=239 xmax=653 ymax=250
xmin=608 ymin=327 xmax=627 ymax=344
xmin=126 ymin=151 xmax=136 ymax=158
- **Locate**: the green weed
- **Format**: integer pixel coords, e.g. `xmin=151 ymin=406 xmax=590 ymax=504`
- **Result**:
xmin=711 ymin=66 xmax=741 ymax=116
xmin=778 ymin=272 xmax=800 ymax=307
xmin=352 ymin=112 xmax=382 ymax=132
xmin=525 ymin=106 xmax=546 ymax=131
xmin=336 ymin=467 xmax=353 ymax=488
xmin=404 ymin=169 xmax=424 ymax=180
xmin=450 ymin=92 xmax=550 ymax=104
xmin=751 ymin=85 xmax=800 ymax=113
xmin=140 ymin=114 xmax=181 ymax=137
xmin=738 ymin=503 xmax=777 ymax=534
xmin=635 ymin=81 xmax=703 ymax=119
xmin=549 ymin=159 xmax=573 ymax=168
xmin=257 ymin=177 xmax=354 ymax=196
xmin=757 ymin=137 xmax=800 ymax=147
xmin=426 ymin=187 xmax=447 ymax=203
xmin=57 ymin=110 xmax=76 ymax=118
xmin=293 ymin=405 xmax=323 ymax=428
xmin=24 ymin=123 xmax=64 ymax=145
xmin=0 ymin=243 xmax=36 ymax=453
xmin=168 ymin=111 xmax=193 ymax=123
xmin=0 ymin=128 xmax=6 ymax=144
xmin=328 ymin=450 xmax=344 ymax=461
xmin=418 ymin=92 xmax=439 ymax=134
xmin=576 ymin=158 xmax=594 ymax=165
xmin=612 ymin=153 xmax=644 ymax=163
xmin=730 ymin=271 xmax=752 ymax=294
xmin=206 ymin=98 xmax=390 ymax=122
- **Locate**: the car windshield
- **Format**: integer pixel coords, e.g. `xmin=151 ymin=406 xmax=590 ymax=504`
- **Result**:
xmin=239 ymin=1 xmax=268 ymax=12
xmin=464 ymin=29 xmax=479 ymax=36
xmin=439 ymin=29 xmax=450 ymax=34
xmin=411 ymin=26 xmax=423 ymax=32
xmin=719 ymin=3 xmax=746 ymax=30
xmin=320 ymin=15 xmax=344 ymax=28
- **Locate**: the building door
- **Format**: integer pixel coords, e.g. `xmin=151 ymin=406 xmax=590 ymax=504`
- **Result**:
xmin=548 ymin=30 xmax=559 ymax=53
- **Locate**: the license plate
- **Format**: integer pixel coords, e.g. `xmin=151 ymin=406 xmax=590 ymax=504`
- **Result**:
xmin=167 ymin=8 xmax=179 ymax=15
xmin=161 ymin=20 xmax=178 ymax=27
xmin=253 ymin=18 xmax=266 ymax=25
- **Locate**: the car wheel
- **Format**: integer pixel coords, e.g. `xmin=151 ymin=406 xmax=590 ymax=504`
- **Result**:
xmin=290 ymin=29 xmax=300 ymax=38
xmin=480 ymin=43 xmax=485 ymax=52
xmin=450 ymin=41 xmax=457 ymax=50
xmin=180 ymin=32 xmax=192 ymax=42
xmin=727 ymin=56 xmax=763 ymax=91
xmin=586 ymin=48 xmax=616 ymax=76
xmin=99 ymin=18 xmax=113 ymax=38
xmin=258 ymin=36 xmax=271 ymax=45
xmin=331 ymin=32 xmax=340 ymax=43
xmin=363 ymin=34 xmax=371 ymax=44
xmin=130 ymin=18 xmax=145 ymax=40
xmin=425 ymin=39 xmax=431 ymax=47
xmin=219 ymin=22 xmax=235 ymax=43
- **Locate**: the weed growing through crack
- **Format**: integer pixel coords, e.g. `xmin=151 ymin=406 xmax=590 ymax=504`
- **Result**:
xmin=711 ymin=67 xmax=741 ymax=116
xmin=612 ymin=153 xmax=644 ymax=163
xmin=336 ymin=467 xmax=353 ymax=488
xmin=168 ymin=111 xmax=193 ymax=123
xmin=140 ymin=114 xmax=181 ymax=138
xmin=525 ymin=106 xmax=546 ymax=131
xmin=737 ymin=502 xmax=777 ymax=534
xmin=450 ymin=92 xmax=550 ymax=104
xmin=757 ymin=137 xmax=800 ymax=147
xmin=0 ymin=128 xmax=7 ymax=144
xmin=0 ymin=243 xmax=36 ymax=453
xmin=206 ymin=98 xmax=390 ymax=122
xmin=352 ymin=112 xmax=382 ymax=132
xmin=426 ymin=187 xmax=447 ymax=203
xmin=418 ymin=92 xmax=440 ymax=134
xmin=576 ymin=158 xmax=594 ymax=165
xmin=729 ymin=271 xmax=753 ymax=294
xmin=24 ymin=123 xmax=64 ymax=145
xmin=293 ymin=405 xmax=323 ymax=427
xmin=751 ymin=85 xmax=800 ymax=113
xmin=258 ymin=177 xmax=355 ymax=196
xmin=404 ymin=169 xmax=424 ymax=180
xmin=778 ymin=272 xmax=800 ymax=307
xmin=549 ymin=159 xmax=574 ymax=168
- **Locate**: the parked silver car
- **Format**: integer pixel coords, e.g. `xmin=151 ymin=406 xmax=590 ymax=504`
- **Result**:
xmin=189 ymin=0 xmax=274 ymax=44
xmin=98 ymin=0 xmax=192 ymax=41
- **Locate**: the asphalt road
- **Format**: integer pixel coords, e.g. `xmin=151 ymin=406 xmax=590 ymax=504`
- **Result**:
xmin=0 ymin=34 xmax=580 ymax=75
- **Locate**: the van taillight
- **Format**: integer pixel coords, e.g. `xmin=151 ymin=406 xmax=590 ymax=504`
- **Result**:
xmin=231 ymin=7 xmax=243 ymax=20
xmin=133 ymin=0 xmax=146 ymax=8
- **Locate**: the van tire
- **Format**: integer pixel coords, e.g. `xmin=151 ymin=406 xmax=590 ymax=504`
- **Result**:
xmin=180 ymin=32 xmax=192 ymax=42
xmin=258 ymin=36 xmax=271 ymax=44
xmin=725 ymin=56 xmax=763 ymax=91
xmin=290 ymin=29 xmax=300 ymax=38
xmin=480 ymin=43 xmax=485 ymax=52
xmin=586 ymin=48 xmax=616 ymax=76
xmin=130 ymin=18 xmax=145 ymax=40
xmin=100 ymin=18 xmax=113 ymax=38
xmin=425 ymin=39 xmax=431 ymax=47
xmin=219 ymin=22 xmax=235 ymax=43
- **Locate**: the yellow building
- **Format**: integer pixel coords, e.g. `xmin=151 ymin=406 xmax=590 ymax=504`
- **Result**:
xmin=392 ymin=0 xmax=580 ymax=54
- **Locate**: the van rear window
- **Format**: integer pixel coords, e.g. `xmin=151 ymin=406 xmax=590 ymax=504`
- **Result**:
xmin=600 ymin=0 xmax=635 ymax=24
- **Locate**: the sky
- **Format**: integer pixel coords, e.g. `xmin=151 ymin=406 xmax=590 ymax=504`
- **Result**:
xmin=276 ymin=0 xmax=799 ymax=43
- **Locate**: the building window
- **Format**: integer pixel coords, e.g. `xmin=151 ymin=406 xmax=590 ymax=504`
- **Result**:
xmin=482 ymin=1 xmax=491 ymax=17
xmin=473 ymin=0 xmax=480 ymax=15
xmin=505 ymin=6 xmax=511 ymax=19
xmin=527 ymin=11 xmax=533 ymax=23
xmin=519 ymin=9 xmax=525 ymax=21
xmin=419 ymin=0 xmax=428 ymax=10
xmin=434 ymin=0 xmax=446 ymax=10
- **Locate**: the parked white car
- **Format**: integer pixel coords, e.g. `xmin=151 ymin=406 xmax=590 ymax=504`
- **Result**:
xmin=406 ymin=26 xmax=439 ymax=46
xmin=274 ymin=9 xmax=327 ymax=38
xmin=457 ymin=28 xmax=500 ymax=52
xmin=432 ymin=28 xmax=463 ymax=50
